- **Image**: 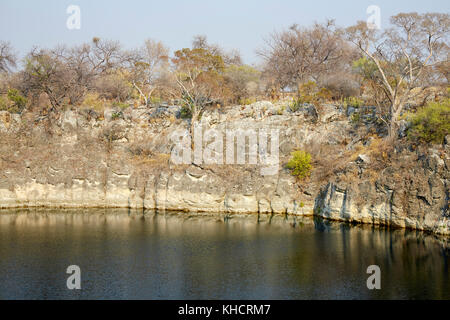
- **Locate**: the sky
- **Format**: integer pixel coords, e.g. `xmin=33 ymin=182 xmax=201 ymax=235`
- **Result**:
xmin=0 ymin=0 xmax=449 ymax=65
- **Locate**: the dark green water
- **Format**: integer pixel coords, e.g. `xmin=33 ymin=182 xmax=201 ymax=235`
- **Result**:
xmin=0 ymin=209 xmax=448 ymax=299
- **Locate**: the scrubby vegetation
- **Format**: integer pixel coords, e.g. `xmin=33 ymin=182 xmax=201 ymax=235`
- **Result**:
xmin=286 ymin=151 xmax=313 ymax=179
xmin=0 ymin=12 xmax=448 ymax=148
xmin=0 ymin=88 xmax=27 ymax=113
xmin=407 ymin=99 xmax=450 ymax=144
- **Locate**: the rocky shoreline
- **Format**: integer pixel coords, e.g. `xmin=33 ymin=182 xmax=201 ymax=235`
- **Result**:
xmin=0 ymin=101 xmax=448 ymax=235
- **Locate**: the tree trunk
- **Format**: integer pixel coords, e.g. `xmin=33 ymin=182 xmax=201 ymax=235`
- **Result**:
xmin=388 ymin=102 xmax=404 ymax=140
xmin=388 ymin=119 xmax=398 ymax=140
xmin=190 ymin=107 xmax=200 ymax=154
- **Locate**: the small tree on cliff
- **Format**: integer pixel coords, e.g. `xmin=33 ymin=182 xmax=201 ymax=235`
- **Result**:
xmin=128 ymin=39 xmax=170 ymax=106
xmin=172 ymin=47 xmax=225 ymax=140
xmin=22 ymin=49 xmax=74 ymax=111
xmin=345 ymin=13 xmax=450 ymax=139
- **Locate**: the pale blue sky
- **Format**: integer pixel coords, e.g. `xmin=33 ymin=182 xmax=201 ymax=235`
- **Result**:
xmin=0 ymin=0 xmax=448 ymax=64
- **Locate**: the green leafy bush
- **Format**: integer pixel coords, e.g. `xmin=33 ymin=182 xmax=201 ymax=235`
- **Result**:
xmin=286 ymin=150 xmax=313 ymax=179
xmin=149 ymin=96 xmax=162 ymax=105
xmin=350 ymin=112 xmax=361 ymax=124
xmin=111 ymin=111 xmax=123 ymax=120
xmin=407 ymin=99 xmax=450 ymax=144
xmin=352 ymin=57 xmax=378 ymax=81
xmin=7 ymin=89 xmax=27 ymax=112
xmin=239 ymin=97 xmax=256 ymax=105
xmin=112 ymin=101 xmax=129 ymax=110
xmin=289 ymin=98 xmax=304 ymax=112
xmin=343 ymin=96 xmax=363 ymax=109
xmin=277 ymin=105 xmax=286 ymax=115
xmin=0 ymin=90 xmax=27 ymax=113
xmin=180 ymin=105 xmax=193 ymax=119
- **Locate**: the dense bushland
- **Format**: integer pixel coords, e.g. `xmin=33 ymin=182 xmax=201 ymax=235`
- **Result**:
xmin=0 ymin=12 xmax=448 ymax=145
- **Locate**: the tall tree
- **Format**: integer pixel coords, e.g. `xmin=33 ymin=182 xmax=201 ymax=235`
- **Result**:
xmin=128 ymin=39 xmax=170 ymax=106
xmin=345 ymin=13 xmax=450 ymax=139
xmin=258 ymin=20 xmax=353 ymax=93
xmin=172 ymin=47 xmax=225 ymax=142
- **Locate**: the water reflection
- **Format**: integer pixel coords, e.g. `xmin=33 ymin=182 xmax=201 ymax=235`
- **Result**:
xmin=0 ymin=209 xmax=448 ymax=299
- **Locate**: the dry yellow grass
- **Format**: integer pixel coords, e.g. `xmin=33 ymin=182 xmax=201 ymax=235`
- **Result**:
xmin=131 ymin=153 xmax=171 ymax=167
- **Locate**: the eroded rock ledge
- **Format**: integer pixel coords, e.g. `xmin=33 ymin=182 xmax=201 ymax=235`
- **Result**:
xmin=0 ymin=101 xmax=448 ymax=235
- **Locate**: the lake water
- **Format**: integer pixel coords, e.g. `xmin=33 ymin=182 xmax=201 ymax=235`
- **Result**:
xmin=0 ymin=209 xmax=448 ymax=300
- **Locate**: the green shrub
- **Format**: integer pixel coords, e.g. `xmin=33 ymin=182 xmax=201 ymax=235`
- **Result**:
xmin=0 ymin=90 xmax=27 ymax=113
xmin=112 ymin=101 xmax=129 ymax=110
xmin=180 ymin=105 xmax=193 ymax=119
xmin=239 ymin=97 xmax=256 ymax=105
xmin=286 ymin=150 xmax=313 ymax=179
xmin=289 ymin=96 xmax=314 ymax=111
xmin=289 ymin=98 xmax=304 ymax=112
xmin=277 ymin=105 xmax=286 ymax=115
xmin=407 ymin=99 xmax=450 ymax=144
xmin=343 ymin=96 xmax=363 ymax=109
xmin=7 ymin=89 xmax=27 ymax=112
xmin=350 ymin=112 xmax=361 ymax=124
xmin=149 ymin=96 xmax=162 ymax=105
xmin=111 ymin=111 xmax=123 ymax=120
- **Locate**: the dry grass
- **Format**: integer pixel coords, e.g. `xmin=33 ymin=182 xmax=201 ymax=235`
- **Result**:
xmin=79 ymin=92 xmax=107 ymax=113
xmin=130 ymin=153 xmax=171 ymax=168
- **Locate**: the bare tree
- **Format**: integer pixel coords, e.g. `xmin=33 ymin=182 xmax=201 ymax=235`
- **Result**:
xmin=0 ymin=41 xmax=17 ymax=73
xmin=89 ymin=37 xmax=123 ymax=74
xmin=21 ymin=38 xmax=128 ymax=109
xmin=345 ymin=13 xmax=450 ymax=139
xmin=127 ymin=39 xmax=170 ymax=105
xmin=50 ymin=44 xmax=95 ymax=105
xmin=224 ymin=64 xmax=261 ymax=103
xmin=258 ymin=20 xmax=353 ymax=93
xmin=22 ymin=48 xmax=77 ymax=111
xmin=192 ymin=35 xmax=242 ymax=66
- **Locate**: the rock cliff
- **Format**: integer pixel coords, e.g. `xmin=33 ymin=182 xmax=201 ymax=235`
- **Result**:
xmin=0 ymin=101 xmax=448 ymax=235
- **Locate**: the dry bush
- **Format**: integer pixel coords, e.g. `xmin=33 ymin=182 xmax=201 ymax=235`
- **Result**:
xmin=131 ymin=153 xmax=171 ymax=170
xmin=94 ymin=72 xmax=132 ymax=102
xmin=303 ymin=140 xmax=350 ymax=182
xmin=364 ymin=136 xmax=395 ymax=170
xmin=128 ymin=141 xmax=154 ymax=157
xmin=321 ymin=73 xmax=361 ymax=99
xmin=258 ymin=21 xmax=357 ymax=93
xmin=80 ymin=92 xmax=106 ymax=112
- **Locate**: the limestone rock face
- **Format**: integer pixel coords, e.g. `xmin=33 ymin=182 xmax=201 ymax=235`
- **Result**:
xmin=314 ymin=149 xmax=449 ymax=235
xmin=0 ymin=102 xmax=448 ymax=235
